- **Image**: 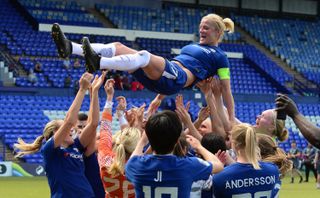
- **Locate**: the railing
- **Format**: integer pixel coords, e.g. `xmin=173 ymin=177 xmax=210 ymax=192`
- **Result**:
xmin=293 ymin=78 xmax=320 ymax=97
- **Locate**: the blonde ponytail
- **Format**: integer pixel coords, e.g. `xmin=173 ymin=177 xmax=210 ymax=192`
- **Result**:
xmin=108 ymin=127 xmax=140 ymax=177
xmin=202 ymin=14 xmax=235 ymax=42
xmin=232 ymin=123 xmax=260 ymax=170
xmin=222 ymin=18 xmax=234 ymax=33
xmin=14 ymin=120 xmax=61 ymax=158
xmin=108 ymin=143 xmax=126 ymax=177
xmin=14 ymin=135 xmax=45 ymax=157
xmin=245 ymin=127 xmax=260 ymax=169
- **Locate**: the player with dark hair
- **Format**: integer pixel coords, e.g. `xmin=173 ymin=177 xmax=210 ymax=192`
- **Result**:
xmin=125 ymin=110 xmax=223 ymax=198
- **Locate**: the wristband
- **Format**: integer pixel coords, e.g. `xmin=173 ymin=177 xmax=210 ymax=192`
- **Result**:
xmin=104 ymin=101 xmax=113 ymax=109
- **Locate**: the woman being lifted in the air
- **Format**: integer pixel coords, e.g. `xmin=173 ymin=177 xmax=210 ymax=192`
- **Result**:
xmin=52 ymin=13 xmax=235 ymax=122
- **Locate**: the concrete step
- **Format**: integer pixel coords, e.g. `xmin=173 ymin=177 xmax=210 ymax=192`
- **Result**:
xmin=0 ymin=140 xmax=21 ymax=163
xmin=87 ymin=8 xmax=115 ymax=28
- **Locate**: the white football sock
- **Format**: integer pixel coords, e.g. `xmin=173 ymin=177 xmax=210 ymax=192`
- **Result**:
xmin=72 ymin=42 xmax=116 ymax=57
xmin=72 ymin=42 xmax=83 ymax=56
xmin=99 ymin=50 xmax=151 ymax=71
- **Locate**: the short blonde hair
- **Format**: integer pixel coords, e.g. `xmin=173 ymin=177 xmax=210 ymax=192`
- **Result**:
xmin=14 ymin=120 xmax=61 ymax=157
xmin=108 ymin=127 xmax=141 ymax=177
xmin=201 ymin=14 xmax=234 ymax=42
xmin=232 ymin=123 xmax=260 ymax=169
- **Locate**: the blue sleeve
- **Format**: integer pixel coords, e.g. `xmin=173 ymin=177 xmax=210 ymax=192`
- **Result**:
xmin=125 ymin=156 xmax=138 ymax=183
xmin=212 ymin=174 xmax=223 ymax=198
xmin=186 ymin=147 xmax=196 ymax=157
xmin=41 ymin=138 xmax=56 ymax=159
xmin=217 ymin=54 xmax=230 ymax=69
xmin=189 ymin=157 xmax=212 ymax=181
xmin=143 ymin=143 xmax=150 ymax=153
xmin=272 ymin=178 xmax=281 ymax=198
xmin=73 ymin=137 xmax=86 ymax=154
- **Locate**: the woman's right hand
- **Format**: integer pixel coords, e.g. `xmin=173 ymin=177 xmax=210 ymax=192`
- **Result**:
xmin=104 ymin=79 xmax=115 ymax=98
xmin=186 ymin=135 xmax=201 ymax=150
xmin=92 ymin=71 xmax=106 ymax=92
xmin=79 ymin=72 xmax=93 ymax=91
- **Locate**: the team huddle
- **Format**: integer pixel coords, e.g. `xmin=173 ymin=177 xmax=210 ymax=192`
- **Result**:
xmin=12 ymin=13 xmax=320 ymax=198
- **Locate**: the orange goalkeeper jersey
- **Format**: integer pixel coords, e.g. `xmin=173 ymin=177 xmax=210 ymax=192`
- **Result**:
xmin=97 ymin=110 xmax=135 ymax=198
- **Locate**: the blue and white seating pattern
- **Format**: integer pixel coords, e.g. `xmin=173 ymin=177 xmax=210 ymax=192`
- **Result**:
xmin=235 ymin=15 xmax=320 ymax=85
xmin=1 ymin=94 xmax=319 ymax=163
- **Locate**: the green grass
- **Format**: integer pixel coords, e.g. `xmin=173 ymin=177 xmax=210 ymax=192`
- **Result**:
xmin=0 ymin=176 xmax=319 ymax=198
xmin=0 ymin=177 xmax=50 ymax=198
xmin=279 ymin=176 xmax=320 ymax=198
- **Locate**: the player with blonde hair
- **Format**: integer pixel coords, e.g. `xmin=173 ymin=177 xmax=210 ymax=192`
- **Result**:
xmin=212 ymin=124 xmax=280 ymax=197
xmin=14 ymin=72 xmax=105 ymax=197
xmin=52 ymin=13 xmax=236 ymax=123
xmin=97 ymin=78 xmax=142 ymax=197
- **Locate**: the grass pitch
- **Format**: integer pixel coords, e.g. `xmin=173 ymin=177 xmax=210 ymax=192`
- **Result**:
xmin=0 ymin=176 xmax=319 ymax=198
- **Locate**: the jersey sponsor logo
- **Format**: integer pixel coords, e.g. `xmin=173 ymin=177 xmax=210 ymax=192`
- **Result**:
xmin=225 ymin=175 xmax=276 ymax=189
xmin=63 ymin=151 xmax=83 ymax=161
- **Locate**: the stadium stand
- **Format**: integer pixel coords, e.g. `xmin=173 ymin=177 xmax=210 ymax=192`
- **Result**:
xmin=0 ymin=0 xmax=319 ymax=166
xmin=18 ymin=0 xmax=103 ymax=27
xmin=0 ymin=94 xmax=317 ymax=163
xmin=0 ymin=0 xmax=290 ymax=94
xmin=234 ymin=15 xmax=320 ymax=85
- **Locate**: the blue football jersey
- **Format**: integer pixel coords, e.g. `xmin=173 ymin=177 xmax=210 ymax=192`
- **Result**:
xmin=125 ymin=154 xmax=212 ymax=198
xmin=41 ymin=138 xmax=94 ymax=198
xmin=173 ymin=44 xmax=230 ymax=82
xmin=212 ymin=161 xmax=280 ymax=198
xmin=84 ymin=153 xmax=105 ymax=198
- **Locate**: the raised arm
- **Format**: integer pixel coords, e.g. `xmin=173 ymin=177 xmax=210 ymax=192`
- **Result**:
xmin=175 ymin=95 xmax=202 ymax=141
xmin=53 ymin=72 xmax=92 ymax=148
xmin=97 ymin=79 xmax=115 ymax=166
xmin=115 ymin=96 xmax=129 ymax=130
xmin=186 ymin=135 xmax=224 ymax=174
xmin=276 ymin=93 xmax=320 ymax=149
xmin=211 ymin=78 xmax=234 ymax=131
xmin=130 ymin=131 xmax=149 ymax=157
xmin=220 ymin=79 xmax=235 ymax=124
xmin=197 ymin=78 xmax=225 ymax=138
xmin=80 ymin=72 xmax=106 ymax=149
